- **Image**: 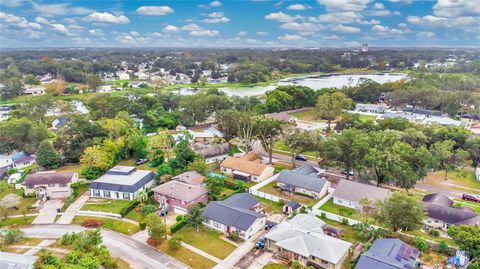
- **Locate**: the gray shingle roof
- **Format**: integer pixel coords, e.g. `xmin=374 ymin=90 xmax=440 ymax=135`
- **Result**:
xmin=291 ymin=163 xmax=320 ymax=176
xmin=276 ymin=170 xmax=327 ymax=192
xmin=424 ymin=203 xmax=480 ymax=226
xmin=333 ymin=179 xmax=391 ymax=204
xmin=422 ymin=193 xmax=454 ymax=207
xmin=90 ymin=166 xmax=155 ymax=193
xmin=203 ymin=193 xmax=265 ymax=231
xmin=356 ymin=238 xmax=419 ymax=269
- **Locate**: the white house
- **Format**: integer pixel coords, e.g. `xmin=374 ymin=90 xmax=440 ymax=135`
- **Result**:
xmin=98 ymin=85 xmax=112 ymax=93
xmin=89 ymin=166 xmax=155 ymax=200
xmin=24 ymin=87 xmax=45 ymax=95
xmin=117 ymin=72 xmax=130 ymax=80
xmin=0 ymin=152 xmax=36 ymax=169
xmin=354 ymin=103 xmax=389 ymax=114
xmin=332 ymin=179 xmax=391 ymax=209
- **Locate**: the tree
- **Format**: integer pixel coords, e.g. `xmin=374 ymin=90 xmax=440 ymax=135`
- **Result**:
xmin=187 ymin=158 xmax=209 ymax=175
xmin=430 ymin=140 xmax=455 ymax=180
xmin=376 ymin=192 xmax=425 ymax=232
xmin=140 ymin=204 xmax=157 ymax=216
xmin=216 ymin=110 xmax=239 ymax=141
xmin=23 ymin=74 xmax=41 ymax=85
xmin=86 ymin=74 xmax=102 ymax=91
xmin=45 ymin=80 xmax=67 ymax=95
xmin=236 ymin=112 xmax=256 ymax=152
xmin=184 ymin=204 xmax=204 ymax=232
xmin=448 ymin=225 xmax=480 ymax=260
xmin=145 ymin=213 xmax=166 ymax=241
xmin=283 ymin=129 xmax=319 ymax=167
xmin=150 ymin=131 xmax=175 ymax=160
xmin=80 ymin=145 xmax=114 ymax=179
xmin=168 ymin=235 xmax=182 ymax=251
xmin=36 ymin=140 xmax=62 ymax=169
xmin=136 ymin=190 xmax=149 ymax=204
xmin=352 ymin=222 xmax=377 ymax=240
xmin=204 ymin=176 xmax=224 ymax=200
xmin=254 ymin=115 xmax=286 ymax=163
xmin=315 ymin=92 xmax=353 ymax=130
xmin=0 ymin=194 xmax=21 ymax=209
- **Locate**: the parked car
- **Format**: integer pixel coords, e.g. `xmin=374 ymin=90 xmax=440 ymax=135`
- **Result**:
xmin=255 ymin=238 xmax=265 ymax=249
xmin=135 ymin=159 xmax=148 ymax=165
xmin=295 ymin=154 xmax=308 ymax=161
xmin=462 ymin=193 xmax=480 ymax=203
xmin=340 ymin=169 xmax=354 ymax=176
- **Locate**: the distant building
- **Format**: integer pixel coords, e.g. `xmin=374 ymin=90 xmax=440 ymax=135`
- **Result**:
xmin=355 ymin=103 xmax=389 ymax=114
xmin=116 ymin=72 xmax=130 ymax=80
xmin=0 ymin=104 xmax=15 ymax=121
xmin=98 ymin=85 xmax=112 ymax=93
xmin=24 ymin=86 xmax=45 ymax=95
xmin=361 ymin=44 xmax=368 ymax=52
xmin=0 ymin=151 xmax=36 ymax=169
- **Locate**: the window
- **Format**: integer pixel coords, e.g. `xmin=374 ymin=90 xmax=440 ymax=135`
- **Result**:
xmin=48 ymin=184 xmax=55 ymax=187
xmin=123 ymin=192 xmax=130 ymax=200
xmin=27 ymin=185 xmax=34 ymax=189
xmin=93 ymin=189 xmax=100 ymax=196
xmin=104 ymin=191 xmax=111 ymax=198
xmin=59 ymin=183 xmax=67 ymax=187
xmin=213 ymin=221 xmax=221 ymax=228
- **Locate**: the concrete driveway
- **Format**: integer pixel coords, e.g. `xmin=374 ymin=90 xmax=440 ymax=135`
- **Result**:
xmin=21 ymin=224 xmax=189 ymax=269
xmin=32 ymin=200 xmax=63 ymax=224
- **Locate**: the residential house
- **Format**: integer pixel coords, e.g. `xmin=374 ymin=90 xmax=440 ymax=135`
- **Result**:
xmin=24 ymin=86 xmax=45 ymax=95
xmin=137 ymin=72 xmax=150 ymax=80
xmin=172 ymin=171 xmax=205 ymax=186
xmin=39 ymin=73 xmax=54 ymax=84
xmin=89 ymin=166 xmax=155 ymax=200
xmin=117 ymin=71 xmax=130 ymax=80
xmin=355 ymin=238 xmax=420 ymax=269
xmin=422 ymin=116 xmax=462 ymax=127
xmin=422 ymin=193 xmax=480 ymax=229
xmin=355 ymin=103 xmax=389 ymax=114
xmin=152 ymin=178 xmax=208 ymax=214
xmin=220 ymin=155 xmax=274 ymax=182
xmin=0 ymin=151 xmax=36 ymax=169
xmin=193 ymin=142 xmax=230 ymax=164
xmin=98 ymin=85 xmax=112 ymax=93
xmin=0 ymin=104 xmax=15 ymax=121
xmin=1 ymin=251 xmax=37 ymax=269
xmin=51 ymin=116 xmax=68 ymax=129
xmin=203 ymin=193 xmax=266 ymax=240
xmin=276 ymin=165 xmax=330 ymax=199
xmin=332 ymin=179 xmax=391 ymax=209
xmin=22 ymin=172 xmax=78 ymax=199
xmin=265 ymin=214 xmax=352 ymax=269
xmin=129 ymin=81 xmax=148 ymax=88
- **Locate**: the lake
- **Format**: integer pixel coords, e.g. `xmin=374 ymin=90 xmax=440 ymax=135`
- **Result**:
xmin=219 ymin=73 xmax=408 ymax=97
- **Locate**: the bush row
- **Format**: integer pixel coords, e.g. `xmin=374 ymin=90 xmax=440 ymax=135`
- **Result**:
xmin=170 ymin=219 xmax=186 ymax=233
xmin=120 ymin=200 xmax=139 ymax=217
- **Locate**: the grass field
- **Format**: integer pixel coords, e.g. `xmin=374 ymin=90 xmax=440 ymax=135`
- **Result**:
xmin=262 ymin=264 xmax=289 ymax=269
xmin=81 ymin=198 xmax=132 ymax=214
xmin=0 ymin=182 xmax=38 ymax=216
xmin=357 ymin=114 xmax=377 ymax=122
xmin=255 ymin=196 xmax=284 ymax=214
xmin=155 ymin=239 xmax=217 ymax=269
xmin=72 ymin=216 xmax=140 ymax=235
xmin=426 ymin=168 xmax=480 ymax=195
xmin=0 ymin=216 xmax=36 ymax=227
xmin=176 ymin=226 xmax=236 ymax=260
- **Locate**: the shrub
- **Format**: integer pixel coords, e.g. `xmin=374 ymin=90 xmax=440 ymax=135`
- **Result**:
xmin=120 ymin=201 xmax=139 ymax=217
xmin=438 ymin=241 xmax=449 ymax=254
xmin=60 ymin=232 xmax=81 ymax=245
xmin=170 ymin=220 xmax=186 ymax=233
xmin=1 ymin=229 xmax=24 ymax=244
xmin=430 ymin=229 xmax=440 ymax=237
xmin=168 ymin=235 xmax=182 ymax=251
xmin=81 ymin=219 xmax=103 ymax=228
xmin=139 ymin=221 xmax=146 ymax=230
xmin=320 ymin=212 xmax=326 ymax=219
xmin=147 ymin=237 xmax=162 ymax=247
xmin=175 ymin=215 xmax=184 ymax=222
xmin=342 ymin=218 xmax=349 ymax=225
xmin=140 ymin=204 xmax=157 ymax=216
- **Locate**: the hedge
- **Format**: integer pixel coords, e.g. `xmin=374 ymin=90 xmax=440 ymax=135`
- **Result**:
xmin=170 ymin=220 xmax=186 ymax=233
xmin=120 ymin=201 xmax=139 ymax=217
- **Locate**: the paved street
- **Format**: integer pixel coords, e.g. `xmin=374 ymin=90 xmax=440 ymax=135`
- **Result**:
xmin=415 ymin=181 xmax=465 ymax=199
xmin=21 ymin=224 xmax=189 ymax=269
xmin=32 ymin=200 xmax=63 ymax=224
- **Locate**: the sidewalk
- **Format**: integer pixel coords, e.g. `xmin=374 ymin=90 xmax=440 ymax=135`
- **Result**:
xmin=55 ymin=192 xmax=89 ymax=224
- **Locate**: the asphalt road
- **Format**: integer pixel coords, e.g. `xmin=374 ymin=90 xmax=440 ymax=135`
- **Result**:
xmin=21 ymin=224 xmax=189 ymax=269
xmin=415 ymin=181 xmax=466 ymax=199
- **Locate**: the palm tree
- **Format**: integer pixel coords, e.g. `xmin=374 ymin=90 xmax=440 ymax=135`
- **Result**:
xmin=136 ymin=190 xmax=149 ymax=204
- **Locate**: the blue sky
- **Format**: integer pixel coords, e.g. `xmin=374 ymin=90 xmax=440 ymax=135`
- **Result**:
xmin=0 ymin=0 xmax=479 ymax=48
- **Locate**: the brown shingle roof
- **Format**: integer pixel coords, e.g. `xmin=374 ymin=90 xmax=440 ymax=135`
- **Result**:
xmin=172 ymin=171 xmax=205 ymax=185
xmin=152 ymin=180 xmax=207 ymax=202
xmin=239 ymin=152 xmax=260 ymax=161
xmin=220 ymin=156 xmax=270 ymax=176
xmin=23 ymin=172 xmax=75 ymax=186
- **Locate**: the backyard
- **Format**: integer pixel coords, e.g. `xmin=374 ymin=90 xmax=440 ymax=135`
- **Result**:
xmin=72 ymin=216 xmax=140 ymax=236
xmin=259 ymin=181 xmax=320 ymax=208
xmin=255 ymin=196 xmax=284 ymax=214
xmin=155 ymin=239 xmax=217 ymax=269
xmin=176 ymin=226 xmax=237 ymax=260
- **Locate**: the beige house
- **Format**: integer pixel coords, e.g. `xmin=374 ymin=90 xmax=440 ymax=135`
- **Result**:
xmin=220 ymin=154 xmax=274 ymax=182
xmin=265 ymin=214 xmax=351 ymax=269
xmin=22 ymin=172 xmax=78 ymax=199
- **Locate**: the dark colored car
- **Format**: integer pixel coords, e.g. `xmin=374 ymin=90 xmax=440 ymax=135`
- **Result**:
xmin=295 ymin=154 xmax=308 ymax=161
xmin=135 ymin=159 xmax=148 ymax=165
xmin=462 ymin=193 xmax=480 ymax=203
xmin=255 ymin=238 xmax=265 ymax=249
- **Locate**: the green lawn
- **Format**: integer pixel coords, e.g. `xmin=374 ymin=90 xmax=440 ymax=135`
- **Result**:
xmin=81 ymin=198 xmax=132 ymax=214
xmin=0 ymin=216 xmax=36 ymax=227
xmin=273 ymin=141 xmax=317 ymax=157
xmin=453 ymin=199 xmax=480 ymax=214
xmin=156 ymin=239 xmax=217 ymax=269
xmin=0 ymin=182 xmax=38 ymax=216
xmin=117 ymin=159 xmax=157 ymax=172
xmin=229 ymin=144 xmax=242 ymax=155
xmin=406 ymin=229 xmax=456 ymax=246
xmin=426 ymin=169 xmax=480 ymax=195
xmin=259 ymin=181 xmax=320 ymax=207
xmin=319 ymin=217 xmax=369 ymax=244
xmin=262 ymin=264 xmax=289 ymax=269
xmin=176 ymin=226 xmax=236 ymax=260
xmin=255 ymin=196 xmax=284 ymax=214
xmin=357 ymin=114 xmax=377 ymax=122
xmin=48 ymin=163 xmax=82 ymax=173
xmin=446 ymin=169 xmax=480 ymax=190
xmin=318 ymin=198 xmax=381 ymax=226
xmin=72 ymin=216 xmax=140 ymax=236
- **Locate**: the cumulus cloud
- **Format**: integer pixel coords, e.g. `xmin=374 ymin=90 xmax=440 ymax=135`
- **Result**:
xmin=278 ymin=34 xmax=303 ymax=41
xmin=189 ymin=29 xmax=219 ymax=36
xmin=372 ymin=24 xmax=409 ymax=35
xmin=30 ymin=1 xmax=92 ymax=17
xmin=317 ymin=0 xmax=372 ymax=11
xmin=331 ymin=24 xmax=360 ymax=33
xmin=84 ymin=12 xmax=129 ymax=24
xmin=287 ymin=4 xmax=311 ymax=10
xmin=433 ymin=0 xmax=480 ymax=17
xmin=257 ymin=31 xmax=268 ymax=35
xmin=265 ymin=12 xmax=300 ymax=22
xmin=237 ymin=31 xmax=247 ymax=36
xmin=0 ymin=12 xmax=42 ymax=30
xmin=202 ymin=17 xmax=230 ymax=23
xmin=50 ymin=23 xmax=71 ymax=35
xmin=136 ymin=6 xmax=174 ymax=16
xmin=199 ymin=1 xmax=223 ymax=8
xmin=280 ymin=22 xmax=323 ymax=32
xmin=163 ymin=23 xmax=220 ymax=37
xmin=315 ymin=11 xmax=361 ymax=24
xmin=34 ymin=16 xmax=50 ymax=24
xmin=89 ymin=29 xmax=104 ymax=36
xmin=163 ymin=25 xmax=179 ymax=33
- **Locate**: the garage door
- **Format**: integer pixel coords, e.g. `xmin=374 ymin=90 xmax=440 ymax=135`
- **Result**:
xmin=173 ymin=206 xmax=187 ymax=215
xmin=50 ymin=191 xmax=70 ymax=199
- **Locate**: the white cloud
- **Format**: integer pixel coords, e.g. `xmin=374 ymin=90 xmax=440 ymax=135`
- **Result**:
xmin=344 ymin=41 xmax=361 ymax=47
xmin=210 ymin=1 xmax=223 ymax=7
xmin=316 ymin=11 xmax=361 ymax=24
xmin=257 ymin=31 xmax=268 ymax=35
xmin=265 ymin=12 xmax=300 ymax=22
xmin=287 ymin=4 xmax=311 ymax=10
xmin=28 ymin=22 xmax=42 ymax=30
xmin=34 ymin=16 xmax=50 ymax=24
xmin=373 ymin=2 xmax=384 ymax=9
xmin=50 ymin=23 xmax=70 ymax=35
xmin=406 ymin=15 xmax=477 ymax=28
xmin=208 ymin=11 xmax=225 ymax=18
xmin=433 ymin=0 xmax=480 ymax=17
xmin=84 ymin=12 xmax=129 ymax=24
xmin=388 ymin=0 xmax=412 ymax=3
xmin=30 ymin=1 xmax=92 ymax=17
xmin=372 ymin=24 xmax=409 ymax=35
xmin=181 ymin=23 xmax=203 ymax=31
xmin=130 ymin=31 xmax=140 ymax=37
xmin=237 ymin=31 xmax=248 ymax=36
xmin=189 ymin=29 xmax=219 ymax=37
xmin=136 ymin=6 xmax=174 ymax=16
xmin=417 ymin=31 xmax=436 ymax=38
xmin=278 ymin=34 xmax=303 ymax=41
xmin=331 ymin=24 xmax=360 ymax=33
xmin=163 ymin=25 xmax=179 ymax=33
xmin=116 ymin=35 xmax=136 ymax=45
xmin=317 ymin=0 xmax=372 ymax=11
xmin=0 ymin=0 xmax=25 ymax=8
xmin=0 ymin=12 xmax=42 ymax=30
xmin=202 ymin=17 xmax=230 ymax=23
xmin=151 ymin=32 xmax=162 ymax=37
xmin=280 ymin=22 xmax=323 ymax=32
xmin=89 ymin=29 xmax=103 ymax=36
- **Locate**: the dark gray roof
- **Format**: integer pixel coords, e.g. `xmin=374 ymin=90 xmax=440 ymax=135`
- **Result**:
xmin=291 ymin=164 xmax=320 ymax=176
xmin=203 ymin=193 xmax=265 ymax=231
xmin=276 ymin=170 xmax=327 ymax=192
xmin=356 ymin=238 xmax=419 ymax=269
xmin=286 ymin=200 xmax=301 ymax=210
xmin=424 ymin=203 xmax=480 ymax=226
xmin=90 ymin=167 xmax=155 ymax=193
xmin=422 ymin=193 xmax=454 ymax=207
